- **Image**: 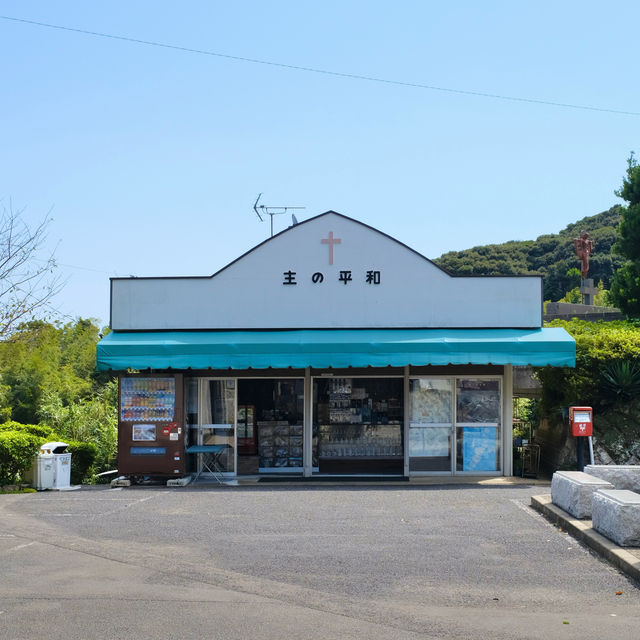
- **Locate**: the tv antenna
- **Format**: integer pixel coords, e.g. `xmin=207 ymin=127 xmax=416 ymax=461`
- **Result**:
xmin=253 ymin=194 xmax=305 ymax=237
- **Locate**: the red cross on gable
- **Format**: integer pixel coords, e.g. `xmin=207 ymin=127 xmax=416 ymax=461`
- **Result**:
xmin=321 ymin=231 xmax=341 ymax=265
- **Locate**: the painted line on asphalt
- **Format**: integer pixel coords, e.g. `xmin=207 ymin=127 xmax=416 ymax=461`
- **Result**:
xmin=3 ymin=494 xmax=163 ymax=519
xmin=510 ymin=497 xmax=581 ymax=540
xmin=532 ymin=494 xmax=640 ymax=582
xmin=5 ymin=541 xmax=35 ymax=553
xmin=4 ymin=513 xmax=108 ymax=517
xmin=31 ymin=499 xmax=134 ymax=503
xmin=509 ymin=498 xmax=552 ymax=523
xmin=510 ymin=498 xmax=587 ymax=547
xmin=92 ymin=493 xmax=161 ymax=517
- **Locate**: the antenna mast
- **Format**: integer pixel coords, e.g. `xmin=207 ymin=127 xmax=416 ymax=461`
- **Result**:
xmin=253 ymin=194 xmax=305 ymax=237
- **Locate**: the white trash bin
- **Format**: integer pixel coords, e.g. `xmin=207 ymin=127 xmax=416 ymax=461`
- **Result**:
xmin=40 ymin=442 xmax=72 ymax=490
xmin=35 ymin=449 xmax=55 ymax=490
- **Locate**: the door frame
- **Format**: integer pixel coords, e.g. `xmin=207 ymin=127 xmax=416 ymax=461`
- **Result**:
xmin=406 ymin=374 xmax=504 ymax=476
xmin=192 ymin=377 xmax=237 ymax=478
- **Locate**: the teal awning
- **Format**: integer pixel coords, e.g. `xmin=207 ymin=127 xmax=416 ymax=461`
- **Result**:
xmin=96 ymin=328 xmax=575 ymax=371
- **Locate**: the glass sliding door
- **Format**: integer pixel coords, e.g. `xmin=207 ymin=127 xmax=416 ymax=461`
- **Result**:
xmin=186 ymin=378 xmax=236 ymax=475
xmin=408 ymin=377 xmax=502 ymax=475
xmin=455 ymin=379 xmax=501 ymax=473
xmin=408 ymin=379 xmax=453 ymax=472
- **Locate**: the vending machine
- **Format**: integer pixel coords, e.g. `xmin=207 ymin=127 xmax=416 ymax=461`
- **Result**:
xmin=117 ymin=374 xmax=185 ymax=478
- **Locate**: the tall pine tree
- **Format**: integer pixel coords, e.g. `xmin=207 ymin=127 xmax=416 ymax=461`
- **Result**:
xmin=610 ymin=153 xmax=640 ymax=317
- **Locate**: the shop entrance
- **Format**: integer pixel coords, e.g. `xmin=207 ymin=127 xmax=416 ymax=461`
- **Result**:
xmin=408 ymin=379 xmax=453 ymax=472
xmin=313 ymin=377 xmax=404 ymax=475
xmin=408 ymin=377 xmax=502 ymax=474
xmin=185 ymin=378 xmax=236 ymax=477
xmin=237 ymin=379 xmax=304 ymax=475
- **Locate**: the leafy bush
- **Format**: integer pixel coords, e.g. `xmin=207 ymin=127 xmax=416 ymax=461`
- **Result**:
xmin=535 ymin=320 xmax=640 ymax=467
xmin=601 ymin=360 xmax=640 ymax=401
xmin=66 ymin=441 xmax=98 ymax=484
xmin=0 ymin=423 xmax=98 ymax=485
xmin=38 ymin=379 xmax=118 ymax=475
xmin=0 ymin=430 xmax=44 ymax=485
xmin=0 ymin=420 xmax=56 ymax=439
xmin=538 ymin=319 xmax=640 ymax=415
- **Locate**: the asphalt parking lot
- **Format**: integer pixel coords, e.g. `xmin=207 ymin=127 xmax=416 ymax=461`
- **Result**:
xmin=2 ymin=483 xmax=640 ymax=639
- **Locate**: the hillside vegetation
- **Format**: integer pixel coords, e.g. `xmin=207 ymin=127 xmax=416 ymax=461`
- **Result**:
xmin=434 ymin=206 xmax=623 ymax=302
xmin=0 ymin=320 xmax=116 ymax=485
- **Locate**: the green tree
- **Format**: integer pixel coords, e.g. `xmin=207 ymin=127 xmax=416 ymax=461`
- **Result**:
xmin=610 ymin=153 xmax=640 ymax=317
xmin=565 ymin=267 xmax=582 ymax=290
xmin=593 ymin=280 xmax=612 ymax=307
xmin=0 ymin=321 xmax=88 ymax=423
xmin=0 ymin=319 xmax=108 ymax=424
xmin=559 ymin=287 xmax=581 ymax=304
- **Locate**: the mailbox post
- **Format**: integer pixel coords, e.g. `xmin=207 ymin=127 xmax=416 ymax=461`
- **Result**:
xmin=569 ymin=406 xmax=593 ymax=471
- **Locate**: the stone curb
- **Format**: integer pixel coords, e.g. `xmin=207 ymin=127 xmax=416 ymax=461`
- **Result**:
xmin=531 ymin=494 xmax=640 ymax=583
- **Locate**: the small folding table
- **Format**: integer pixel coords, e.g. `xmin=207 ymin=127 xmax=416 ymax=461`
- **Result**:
xmin=186 ymin=444 xmax=231 ymax=483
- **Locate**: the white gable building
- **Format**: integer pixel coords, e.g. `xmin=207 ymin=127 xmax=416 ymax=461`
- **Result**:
xmin=98 ymin=212 xmax=574 ymax=480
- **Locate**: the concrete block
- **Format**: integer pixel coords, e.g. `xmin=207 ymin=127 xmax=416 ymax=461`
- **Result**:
xmin=551 ymin=471 xmax=613 ymax=519
xmin=592 ymin=489 xmax=640 ymax=547
xmin=111 ymin=476 xmax=131 ymax=487
xmin=166 ymin=476 xmax=192 ymax=487
xmin=584 ymin=465 xmax=640 ymax=491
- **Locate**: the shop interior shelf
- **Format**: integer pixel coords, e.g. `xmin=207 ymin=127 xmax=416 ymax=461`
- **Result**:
xmin=319 ymin=455 xmax=402 ymax=460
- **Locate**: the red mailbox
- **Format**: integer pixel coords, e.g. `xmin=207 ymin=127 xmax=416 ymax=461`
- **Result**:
xmin=569 ymin=406 xmax=593 ymax=437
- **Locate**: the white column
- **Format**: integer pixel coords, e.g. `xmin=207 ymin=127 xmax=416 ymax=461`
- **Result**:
xmin=404 ymin=366 xmax=410 ymax=477
xmin=502 ymin=365 xmax=514 ymax=476
xmin=303 ymin=367 xmax=312 ymax=477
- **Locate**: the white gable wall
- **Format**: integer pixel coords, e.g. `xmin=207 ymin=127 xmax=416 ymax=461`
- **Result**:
xmin=111 ymin=213 xmax=542 ymax=330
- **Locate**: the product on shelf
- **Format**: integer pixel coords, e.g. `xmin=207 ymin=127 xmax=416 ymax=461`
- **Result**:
xmin=120 ymin=377 xmax=176 ymax=422
xmin=258 ymin=421 xmax=304 ymax=468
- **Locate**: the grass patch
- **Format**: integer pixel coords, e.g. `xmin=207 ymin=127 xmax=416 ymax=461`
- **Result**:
xmin=0 ymin=487 xmax=37 ymax=494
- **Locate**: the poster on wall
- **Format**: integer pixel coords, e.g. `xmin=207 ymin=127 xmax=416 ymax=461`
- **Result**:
xmin=462 ymin=427 xmax=498 ymax=471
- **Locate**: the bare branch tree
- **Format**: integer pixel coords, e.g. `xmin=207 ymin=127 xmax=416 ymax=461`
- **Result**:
xmin=0 ymin=201 xmax=62 ymax=338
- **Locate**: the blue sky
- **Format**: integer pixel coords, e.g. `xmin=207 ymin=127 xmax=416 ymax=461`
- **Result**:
xmin=1 ymin=1 xmax=639 ymax=327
